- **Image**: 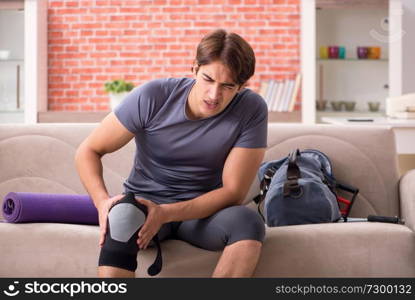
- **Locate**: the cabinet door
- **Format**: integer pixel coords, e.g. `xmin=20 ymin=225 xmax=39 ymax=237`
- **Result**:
xmin=0 ymin=8 xmax=24 ymax=122
xmin=0 ymin=61 xmax=24 ymax=111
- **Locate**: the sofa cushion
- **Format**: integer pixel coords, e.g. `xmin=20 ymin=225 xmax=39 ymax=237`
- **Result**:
xmin=0 ymin=222 xmax=221 ymax=277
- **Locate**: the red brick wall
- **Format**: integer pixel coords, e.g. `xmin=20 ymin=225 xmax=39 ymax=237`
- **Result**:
xmin=47 ymin=0 xmax=300 ymax=111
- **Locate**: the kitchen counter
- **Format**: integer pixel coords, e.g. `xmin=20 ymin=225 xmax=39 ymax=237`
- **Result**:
xmin=321 ymin=116 xmax=415 ymax=154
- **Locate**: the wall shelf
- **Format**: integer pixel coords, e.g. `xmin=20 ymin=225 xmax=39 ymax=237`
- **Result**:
xmin=0 ymin=59 xmax=24 ymax=62
xmin=268 ymin=111 xmax=301 ymax=123
xmin=317 ymin=58 xmax=388 ymax=62
xmin=38 ymin=111 xmax=109 ymax=123
xmin=316 ymin=0 xmax=388 ymax=9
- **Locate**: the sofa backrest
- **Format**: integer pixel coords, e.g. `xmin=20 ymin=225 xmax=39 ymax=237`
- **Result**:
xmin=0 ymin=123 xmax=400 ymax=220
xmin=0 ymin=124 xmax=135 ymax=221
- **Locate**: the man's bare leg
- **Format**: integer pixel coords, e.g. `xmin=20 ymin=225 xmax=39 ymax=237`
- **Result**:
xmin=98 ymin=266 xmax=135 ymax=278
xmin=212 ymin=240 xmax=262 ymax=278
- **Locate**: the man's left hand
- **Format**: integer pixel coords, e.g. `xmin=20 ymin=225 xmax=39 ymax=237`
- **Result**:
xmin=136 ymin=198 xmax=167 ymax=250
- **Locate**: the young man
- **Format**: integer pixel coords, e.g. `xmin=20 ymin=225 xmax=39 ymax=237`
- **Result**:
xmin=75 ymin=29 xmax=268 ymax=278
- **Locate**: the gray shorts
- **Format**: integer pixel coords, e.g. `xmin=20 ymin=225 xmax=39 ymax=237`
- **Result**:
xmin=135 ymin=193 xmax=265 ymax=251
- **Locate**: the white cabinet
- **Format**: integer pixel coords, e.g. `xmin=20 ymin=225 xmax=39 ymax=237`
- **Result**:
xmin=300 ymin=0 xmax=404 ymax=124
xmin=0 ymin=6 xmax=24 ymax=122
xmin=0 ymin=0 xmax=47 ymax=124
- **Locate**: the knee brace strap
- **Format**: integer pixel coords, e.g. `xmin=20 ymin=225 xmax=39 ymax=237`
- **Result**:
xmin=98 ymin=192 xmax=162 ymax=276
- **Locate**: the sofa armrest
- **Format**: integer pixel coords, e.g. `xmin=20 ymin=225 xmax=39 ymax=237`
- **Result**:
xmin=400 ymin=169 xmax=415 ymax=231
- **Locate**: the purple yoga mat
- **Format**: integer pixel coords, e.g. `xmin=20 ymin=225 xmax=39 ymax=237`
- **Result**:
xmin=2 ymin=192 xmax=99 ymax=225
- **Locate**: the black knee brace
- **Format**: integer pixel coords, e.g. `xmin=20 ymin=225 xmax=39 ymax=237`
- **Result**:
xmin=98 ymin=192 xmax=162 ymax=276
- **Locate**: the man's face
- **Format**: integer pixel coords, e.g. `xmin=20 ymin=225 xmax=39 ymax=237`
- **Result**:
xmin=187 ymin=61 xmax=243 ymax=119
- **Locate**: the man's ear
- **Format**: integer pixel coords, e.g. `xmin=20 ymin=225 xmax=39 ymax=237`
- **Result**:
xmin=192 ymin=64 xmax=199 ymax=76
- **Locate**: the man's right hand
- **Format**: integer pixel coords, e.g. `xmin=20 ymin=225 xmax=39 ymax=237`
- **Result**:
xmin=97 ymin=194 xmax=125 ymax=247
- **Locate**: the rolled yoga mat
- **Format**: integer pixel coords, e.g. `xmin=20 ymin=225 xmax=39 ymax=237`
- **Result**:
xmin=2 ymin=192 xmax=99 ymax=225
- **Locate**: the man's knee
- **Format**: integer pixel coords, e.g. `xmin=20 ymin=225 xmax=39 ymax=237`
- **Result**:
xmin=98 ymin=195 xmax=146 ymax=272
xmin=219 ymin=206 xmax=265 ymax=246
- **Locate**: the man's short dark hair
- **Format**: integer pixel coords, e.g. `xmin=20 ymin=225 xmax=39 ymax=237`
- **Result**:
xmin=193 ymin=29 xmax=256 ymax=86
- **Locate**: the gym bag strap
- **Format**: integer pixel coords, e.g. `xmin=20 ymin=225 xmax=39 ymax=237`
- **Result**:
xmin=284 ymin=149 xmax=303 ymax=198
xmin=254 ymin=167 xmax=276 ymax=221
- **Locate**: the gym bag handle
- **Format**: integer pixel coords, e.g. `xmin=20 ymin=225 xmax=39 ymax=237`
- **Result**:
xmin=284 ymin=149 xmax=303 ymax=198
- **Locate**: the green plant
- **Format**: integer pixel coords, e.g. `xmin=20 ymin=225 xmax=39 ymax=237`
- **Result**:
xmin=104 ymin=79 xmax=135 ymax=94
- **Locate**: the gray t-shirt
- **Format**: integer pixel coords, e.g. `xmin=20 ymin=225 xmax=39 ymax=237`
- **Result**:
xmin=114 ymin=77 xmax=267 ymax=203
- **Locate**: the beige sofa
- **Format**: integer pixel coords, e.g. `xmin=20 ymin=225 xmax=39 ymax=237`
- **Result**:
xmin=0 ymin=123 xmax=414 ymax=277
